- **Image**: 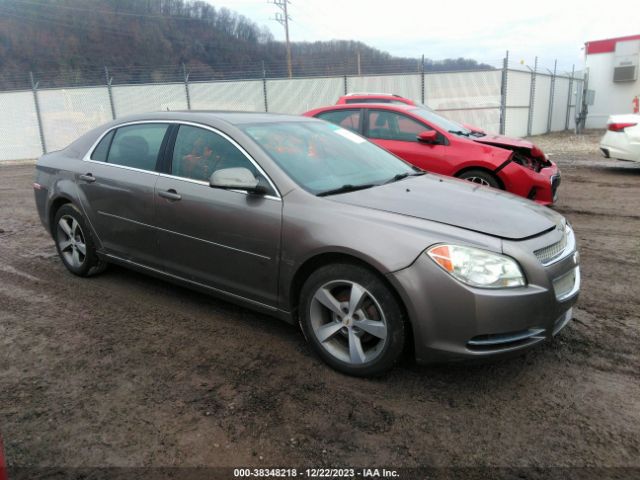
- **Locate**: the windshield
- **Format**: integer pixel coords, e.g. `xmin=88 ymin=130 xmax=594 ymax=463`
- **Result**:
xmin=409 ymin=107 xmax=472 ymax=136
xmin=242 ymin=121 xmax=418 ymax=195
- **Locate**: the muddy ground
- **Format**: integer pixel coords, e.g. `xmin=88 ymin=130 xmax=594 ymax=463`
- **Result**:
xmin=0 ymin=130 xmax=639 ymax=477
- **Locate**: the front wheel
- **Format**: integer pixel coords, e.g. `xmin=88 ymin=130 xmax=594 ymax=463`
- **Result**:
xmin=458 ymin=169 xmax=501 ymax=188
xmin=299 ymin=263 xmax=406 ymax=376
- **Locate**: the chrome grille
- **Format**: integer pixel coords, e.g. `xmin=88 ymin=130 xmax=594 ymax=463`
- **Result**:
xmin=534 ymin=231 xmax=568 ymax=265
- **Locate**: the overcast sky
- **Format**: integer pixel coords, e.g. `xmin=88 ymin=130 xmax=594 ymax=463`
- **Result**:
xmin=211 ymin=0 xmax=638 ymax=72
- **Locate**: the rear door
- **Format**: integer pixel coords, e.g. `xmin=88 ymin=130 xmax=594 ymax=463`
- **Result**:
xmin=76 ymin=122 xmax=170 ymax=266
xmin=154 ymin=124 xmax=282 ymax=307
xmin=364 ymin=109 xmax=450 ymax=173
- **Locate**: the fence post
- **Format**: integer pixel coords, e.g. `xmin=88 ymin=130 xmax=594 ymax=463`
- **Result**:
xmin=30 ymin=71 xmax=46 ymax=155
xmin=182 ymin=63 xmax=191 ymax=110
xmin=104 ymin=67 xmax=116 ymax=119
xmin=546 ymin=59 xmax=557 ymax=133
xmin=262 ymin=61 xmax=268 ymax=113
xmin=565 ymin=65 xmax=575 ymax=131
xmin=499 ymin=50 xmax=509 ymax=135
xmin=526 ymin=57 xmax=538 ymax=137
xmin=343 ymin=74 xmax=348 ymax=96
xmin=421 ymin=54 xmax=425 ymax=105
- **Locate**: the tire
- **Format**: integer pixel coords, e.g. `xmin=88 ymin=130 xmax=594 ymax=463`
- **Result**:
xmin=458 ymin=169 xmax=501 ymax=188
xmin=299 ymin=262 xmax=405 ymax=376
xmin=53 ymin=203 xmax=107 ymax=277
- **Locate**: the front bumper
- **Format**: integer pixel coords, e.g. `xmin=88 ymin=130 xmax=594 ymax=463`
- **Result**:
xmin=497 ymin=161 xmax=560 ymax=206
xmin=387 ymin=234 xmax=580 ymax=364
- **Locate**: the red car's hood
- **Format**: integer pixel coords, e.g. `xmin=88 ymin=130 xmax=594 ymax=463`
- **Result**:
xmin=472 ymin=134 xmax=534 ymax=150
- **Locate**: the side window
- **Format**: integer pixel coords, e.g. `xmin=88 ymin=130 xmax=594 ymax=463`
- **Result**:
xmin=316 ymin=110 xmax=361 ymax=133
xmin=171 ymin=125 xmax=260 ymax=184
xmin=90 ymin=130 xmax=114 ymax=162
xmin=368 ymin=111 xmax=431 ymax=142
xmin=107 ymin=124 xmax=169 ymax=171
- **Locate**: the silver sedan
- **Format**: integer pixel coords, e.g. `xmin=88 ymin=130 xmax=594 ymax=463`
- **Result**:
xmin=34 ymin=112 xmax=580 ymax=376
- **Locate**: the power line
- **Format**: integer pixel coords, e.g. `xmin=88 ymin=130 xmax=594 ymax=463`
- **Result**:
xmin=271 ymin=0 xmax=292 ymax=78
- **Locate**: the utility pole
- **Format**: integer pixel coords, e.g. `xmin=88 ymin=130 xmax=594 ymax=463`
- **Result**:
xmin=272 ymin=0 xmax=292 ymax=78
xmin=357 ymin=50 xmax=361 ymax=76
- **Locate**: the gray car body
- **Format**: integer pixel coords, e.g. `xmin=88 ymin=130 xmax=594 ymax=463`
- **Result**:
xmin=34 ymin=111 xmax=580 ymax=364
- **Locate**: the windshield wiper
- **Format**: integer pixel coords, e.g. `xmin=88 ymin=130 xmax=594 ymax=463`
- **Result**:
xmin=316 ymin=183 xmax=377 ymax=197
xmin=448 ymin=129 xmax=471 ymax=137
xmin=384 ymin=171 xmax=426 ymax=184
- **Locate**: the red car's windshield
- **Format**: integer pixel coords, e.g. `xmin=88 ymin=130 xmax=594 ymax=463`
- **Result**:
xmin=409 ymin=108 xmax=472 ymax=137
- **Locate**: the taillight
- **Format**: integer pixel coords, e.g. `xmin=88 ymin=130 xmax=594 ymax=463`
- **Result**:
xmin=608 ymin=122 xmax=637 ymax=132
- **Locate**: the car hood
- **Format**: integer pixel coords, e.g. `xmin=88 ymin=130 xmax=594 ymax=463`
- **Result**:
xmin=329 ymin=174 xmax=562 ymax=240
xmin=472 ymin=133 xmax=533 ymax=150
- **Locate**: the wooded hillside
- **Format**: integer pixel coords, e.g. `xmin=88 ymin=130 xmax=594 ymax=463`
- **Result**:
xmin=0 ymin=0 xmax=493 ymax=89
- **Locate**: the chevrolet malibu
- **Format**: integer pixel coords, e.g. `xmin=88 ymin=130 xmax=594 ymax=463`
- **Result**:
xmin=34 ymin=112 xmax=580 ymax=376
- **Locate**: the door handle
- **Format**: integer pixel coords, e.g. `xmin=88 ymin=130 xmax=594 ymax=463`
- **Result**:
xmin=158 ymin=189 xmax=182 ymax=201
xmin=79 ymin=173 xmax=96 ymax=183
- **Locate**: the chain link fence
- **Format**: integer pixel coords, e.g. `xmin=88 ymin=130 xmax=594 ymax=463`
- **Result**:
xmin=0 ymin=54 xmax=584 ymax=161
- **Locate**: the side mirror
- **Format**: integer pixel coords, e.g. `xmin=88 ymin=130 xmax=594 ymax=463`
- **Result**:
xmin=209 ymin=167 xmax=267 ymax=194
xmin=417 ymin=130 xmax=438 ymax=144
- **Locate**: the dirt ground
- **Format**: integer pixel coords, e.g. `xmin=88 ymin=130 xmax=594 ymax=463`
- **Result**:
xmin=1 ymin=130 xmax=639 ymax=477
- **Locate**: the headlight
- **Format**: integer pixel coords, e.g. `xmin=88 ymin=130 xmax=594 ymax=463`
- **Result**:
xmin=426 ymin=244 xmax=526 ymax=288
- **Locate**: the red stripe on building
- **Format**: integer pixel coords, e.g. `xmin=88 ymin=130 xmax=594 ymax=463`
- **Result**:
xmin=585 ymin=34 xmax=640 ymax=55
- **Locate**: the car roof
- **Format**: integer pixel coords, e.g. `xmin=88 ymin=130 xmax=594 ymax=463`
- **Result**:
xmin=322 ymin=103 xmax=417 ymax=111
xmin=341 ymin=93 xmax=404 ymax=98
xmin=107 ymin=110 xmax=314 ymax=126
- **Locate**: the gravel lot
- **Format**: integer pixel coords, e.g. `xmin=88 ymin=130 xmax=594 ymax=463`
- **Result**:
xmin=1 ymin=130 xmax=639 ymax=477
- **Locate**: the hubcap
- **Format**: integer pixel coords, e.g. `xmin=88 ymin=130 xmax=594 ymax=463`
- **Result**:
xmin=465 ymin=176 xmax=490 ymax=186
xmin=309 ymin=280 xmax=388 ymax=365
xmin=56 ymin=215 xmax=86 ymax=268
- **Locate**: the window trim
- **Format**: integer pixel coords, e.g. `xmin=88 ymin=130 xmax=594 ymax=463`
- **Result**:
xmin=83 ymin=120 xmax=282 ymax=200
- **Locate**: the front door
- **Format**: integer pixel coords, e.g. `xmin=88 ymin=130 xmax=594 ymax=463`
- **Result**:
xmin=154 ymin=124 xmax=282 ymax=307
xmin=365 ymin=109 xmax=449 ymax=174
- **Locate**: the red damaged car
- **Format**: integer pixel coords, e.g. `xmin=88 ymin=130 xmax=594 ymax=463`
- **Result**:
xmin=0 ymin=434 xmax=7 ymax=480
xmin=304 ymin=103 xmax=560 ymax=205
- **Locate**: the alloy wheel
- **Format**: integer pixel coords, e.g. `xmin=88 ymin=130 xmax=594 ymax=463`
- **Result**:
xmin=56 ymin=214 xmax=87 ymax=269
xmin=464 ymin=176 xmax=491 ymax=186
xmin=309 ymin=280 xmax=388 ymax=365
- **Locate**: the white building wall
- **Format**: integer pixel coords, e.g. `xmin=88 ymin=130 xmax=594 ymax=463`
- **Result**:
xmin=585 ymin=49 xmax=640 ymax=128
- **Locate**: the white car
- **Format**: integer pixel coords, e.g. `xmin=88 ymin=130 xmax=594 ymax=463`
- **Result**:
xmin=600 ymin=114 xmax=640 ymax=162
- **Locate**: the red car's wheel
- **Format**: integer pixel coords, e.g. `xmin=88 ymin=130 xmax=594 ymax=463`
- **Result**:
xmin=458 ymin=169 xmax=501 ymax=189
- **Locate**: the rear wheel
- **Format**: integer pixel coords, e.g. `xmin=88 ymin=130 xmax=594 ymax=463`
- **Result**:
xmin=299 ymin=263 xmax=405 ymax=376
xmin=53 ymin=204 xmax=107 ymax=277
xmin=458 ymin=169 xmax=501 ymax=188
